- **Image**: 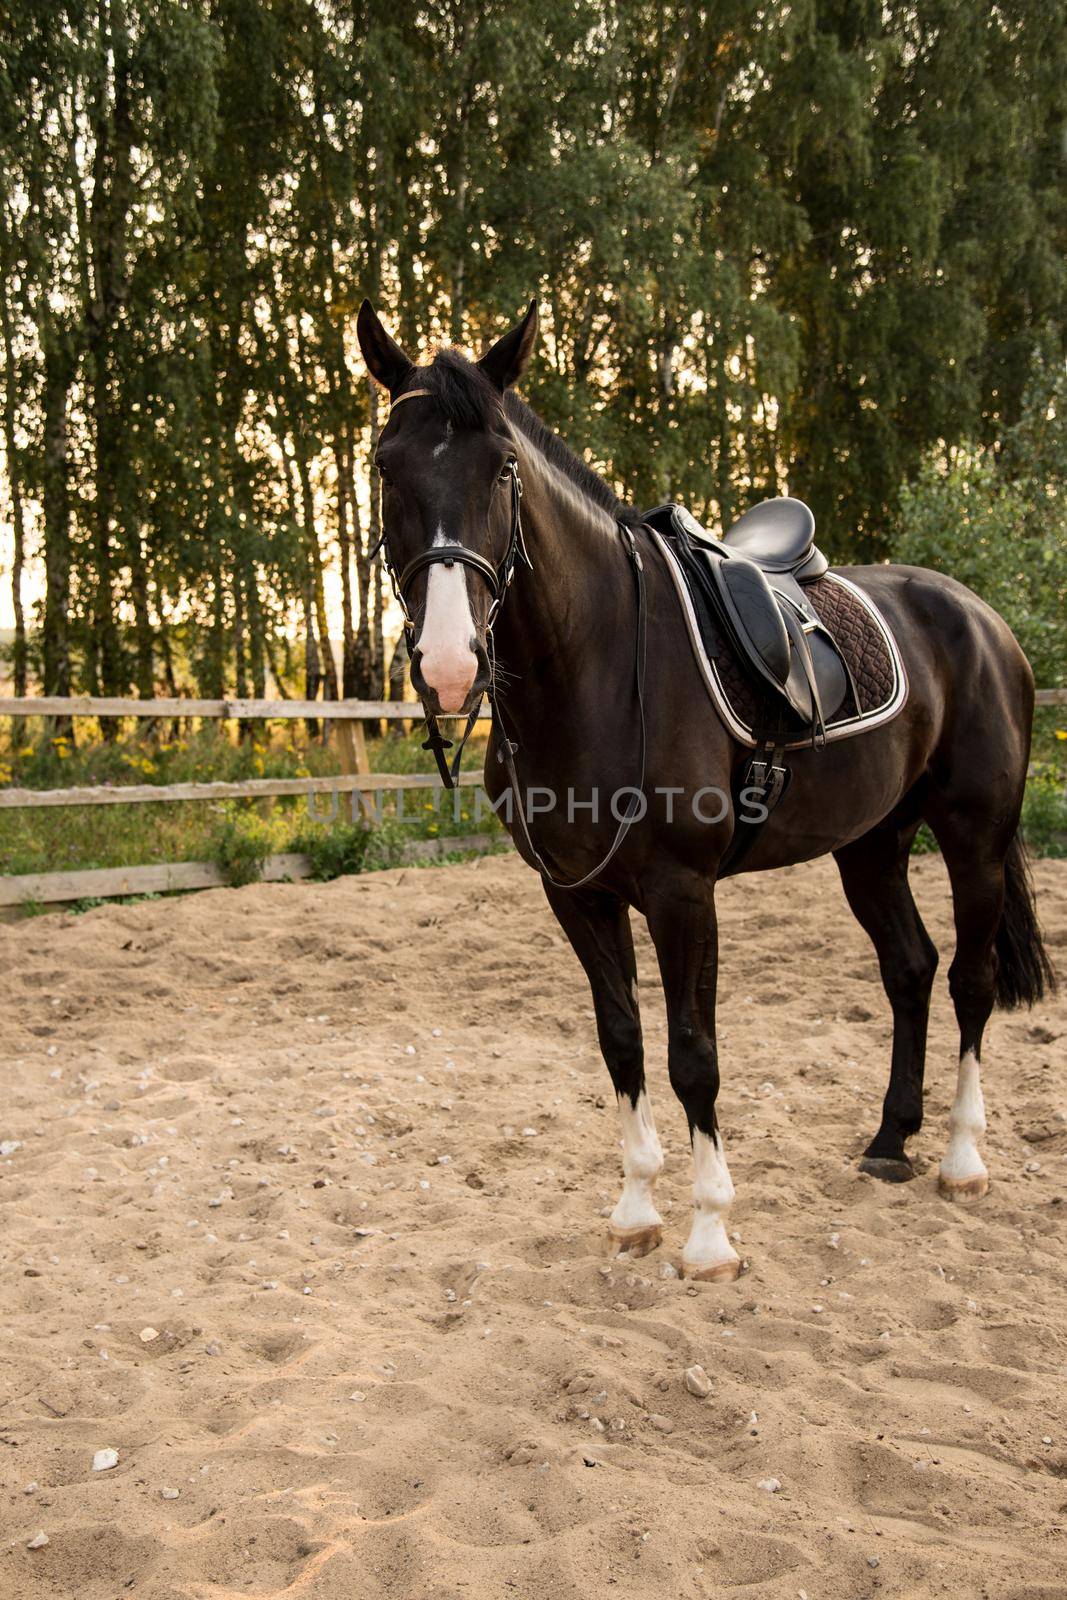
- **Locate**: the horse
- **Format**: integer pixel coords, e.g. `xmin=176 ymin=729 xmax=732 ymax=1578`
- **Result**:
xmin=356 ymin=297 xmax=1055 ymax=1282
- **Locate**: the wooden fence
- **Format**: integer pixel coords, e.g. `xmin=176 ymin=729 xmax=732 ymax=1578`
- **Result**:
xmin=0 ymin=695 xmax=498 ymax=907
xmin=1 ymin=688 xmax=1063 ymax=908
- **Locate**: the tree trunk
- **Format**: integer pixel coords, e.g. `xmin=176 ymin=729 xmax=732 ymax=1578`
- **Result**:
xmin=86 ymin=0 xmax=134 ymax=708
xmin=233 ymin=565 xmax=248 ymax=699
xmin=302 ymin=573 xmax=322 ymax=738
xmin=246 ymin=559 xmax=266 ymax=699
xmin=0 ymin=214 xmax=27 ymax=696
xmin=447 ymin=10 xmax=476 ymax=342
xmin=203 ymin=558 xmax=226 ymax=699
xmin=269 ymin=381 xmax=323 ymax=732
xmin=350 ymin=374 xmax=383 ymax=699
xmin=158 ymin=601 xmax=178 ymax=697
xmin=293 ymin=442 xmax=340 ymax=704
xmin=125 ymin=526 xmax=155 ymax=697
xmin=334 ymin=430 xmax=358 ymax=697
xmin=41 ymin=330 xmax=74 ymax=735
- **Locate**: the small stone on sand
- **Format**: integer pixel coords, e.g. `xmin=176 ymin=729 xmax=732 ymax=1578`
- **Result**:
xmin=139 ymin=1327 xmax=159 ymax=1342
xmin=92 ymin=1447 xmax=119 ymax=1472
xmin=757 ymin=1477 xmax=781 ymax=1493
xmin=27 ymin=1531 xmax=48 ymax=1549
xmin=684 ymin=1365 xmax=712 ymax=1398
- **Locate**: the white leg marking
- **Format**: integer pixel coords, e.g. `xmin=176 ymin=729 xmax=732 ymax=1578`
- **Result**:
xmin=939 ymin=1050 xmax=988 ymax=1196
xmin=681 ymin=1129 xmax=741 ymax=1280
xmin=609 ymin=1091 xmax=664 ymax=1240
xmin=417 ymin=527 xmax=478 ymax=712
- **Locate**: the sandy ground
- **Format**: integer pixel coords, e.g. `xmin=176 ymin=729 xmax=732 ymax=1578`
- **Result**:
xmin=0 ymin=851 xmax=1065 ymax=1600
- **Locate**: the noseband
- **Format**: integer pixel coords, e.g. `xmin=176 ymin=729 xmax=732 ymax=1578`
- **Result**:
xmin=386 ymin=459 xmax=530 ymax=641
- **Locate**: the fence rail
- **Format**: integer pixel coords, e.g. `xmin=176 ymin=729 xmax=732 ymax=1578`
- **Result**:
xmin=0 ymin=834 xmax=502 ymax=909
xmin=0 ymin=694 xmax=498 ymax=905
xmin=3 ymin=691 xmax=1065 ymax=716
xmin=0 ymin=770 xmax=482 ymax=810
xmin=0 ymin=695 xmax=490 ymax=720
xmin=1 ymin=687 xmax=1062 ymax=907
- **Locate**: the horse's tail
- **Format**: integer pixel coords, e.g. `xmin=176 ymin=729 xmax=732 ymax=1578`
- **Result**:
xmin=994 ymin=832 xmax=1057 ymax=1010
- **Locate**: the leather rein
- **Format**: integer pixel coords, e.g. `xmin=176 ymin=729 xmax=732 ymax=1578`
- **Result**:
xmin=375 ymin=387 xmax=649 ymax=891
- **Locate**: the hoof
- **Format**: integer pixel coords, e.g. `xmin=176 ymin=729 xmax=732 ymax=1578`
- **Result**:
xmin=608 ymin=1224 xmax=663 ymax=1259
xmin=859 ymin=1155 xmax=915 ymax=1185
xmin=938 ymin=1171 xmax=989 ymax=1200
xmin=680 ymin=1255 xmax=742 ymax=1284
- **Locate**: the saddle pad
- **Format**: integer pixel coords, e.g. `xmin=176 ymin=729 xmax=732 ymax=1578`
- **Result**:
xmin=649 ymin=529 xmax=908 ymax=749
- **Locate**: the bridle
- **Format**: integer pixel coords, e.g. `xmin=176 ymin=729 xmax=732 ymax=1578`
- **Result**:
xmin=374 ymin=387 xmax=533 ymax=787
xmin=373 ymin=384 xmax=649 ymax=892
xmin=380 ymin=391 xmax=533 ymax=644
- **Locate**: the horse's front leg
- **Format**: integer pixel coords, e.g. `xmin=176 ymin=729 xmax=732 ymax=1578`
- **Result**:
xmin=543 ymin=882 xmax=664 ymax=1256
xmin=646 ymin=876 xmax=741 ymax=1282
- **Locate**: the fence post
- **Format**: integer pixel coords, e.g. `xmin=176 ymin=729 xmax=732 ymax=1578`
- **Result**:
xmin=335 ymin=717 xmax=372 ymax=821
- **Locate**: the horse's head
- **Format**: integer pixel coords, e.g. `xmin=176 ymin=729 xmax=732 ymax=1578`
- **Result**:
xmin=357 ymin=300 xmax=538 ymax=716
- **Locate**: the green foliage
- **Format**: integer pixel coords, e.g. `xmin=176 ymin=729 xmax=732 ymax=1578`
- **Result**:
xmin=209 ymin=806 xmax=275 ymax=888
xmin=1 ymin=0 xmax=1065 ymax=707
xmin=912 ymin=771 xmax=1067 ymax=861
xmin=894 ymin=353 xmax=1067 ymax=688
xmin=291 ymin=818 xmax=372 ymax=881
xmin=0 ymin=723 xmax=503 ymax=876
xmin=360 ymin=818 xmax=412 ymax=872
xmin=1022 ymin=770 xmax=1067 ymax=860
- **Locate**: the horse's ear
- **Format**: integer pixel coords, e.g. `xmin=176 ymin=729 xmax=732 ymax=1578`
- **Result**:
xmin=478 ymin=299 xmax=538 ymax=391
xmin=357 ymin=300 xmax=414 ymax=393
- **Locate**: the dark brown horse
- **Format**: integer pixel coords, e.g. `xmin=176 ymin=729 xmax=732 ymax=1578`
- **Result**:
xmin=357 ymin=299 xmax=1055 ymax=1281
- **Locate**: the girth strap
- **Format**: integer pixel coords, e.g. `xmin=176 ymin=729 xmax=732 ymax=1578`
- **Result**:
xmin=718 ymin=738 xmax=789 ymax=876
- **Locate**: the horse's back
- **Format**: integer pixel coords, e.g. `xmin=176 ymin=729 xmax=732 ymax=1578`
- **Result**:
xmin=830 ymin=560 xmax=1034 ymax=703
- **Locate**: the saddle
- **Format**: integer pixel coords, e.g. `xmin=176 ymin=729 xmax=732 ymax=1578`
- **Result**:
xmin=642 ymin=497 xmax=859 ymax=746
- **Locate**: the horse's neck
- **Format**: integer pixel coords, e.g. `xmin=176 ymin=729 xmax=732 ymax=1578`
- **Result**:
xmin=492 ymin=432 xmax=633 ymax=714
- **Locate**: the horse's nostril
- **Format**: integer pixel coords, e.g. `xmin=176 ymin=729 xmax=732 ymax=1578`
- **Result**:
xmin=414 ymin=643 xmax=478 ymax=714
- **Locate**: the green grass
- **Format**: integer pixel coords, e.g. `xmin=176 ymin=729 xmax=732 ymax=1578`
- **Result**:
xmin=1 ymin=709 xmax=1063 ymax=883
xmin=0 ymin=722 xmax=501 ymax=878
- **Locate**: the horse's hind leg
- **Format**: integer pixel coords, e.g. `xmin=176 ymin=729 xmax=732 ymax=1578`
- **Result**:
xmin=834 ymin=810 xmax=939 ymax=1182
xmin=924 ymin=816 xmax=1011 ymax=1200
xmin=542 ymin=882 xmax=664 ymax=1256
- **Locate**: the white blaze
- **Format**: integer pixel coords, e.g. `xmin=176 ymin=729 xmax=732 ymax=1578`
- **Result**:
xmin=417 ymin=529 xmax=478 ymax=713
xmin=939 ymin=1050 xmax=987 ymax=1188
xmin=681 ymin=1130 xmax=740 ymax=1275
xmin=609 ymin=1091 xmax=664 ymax=1236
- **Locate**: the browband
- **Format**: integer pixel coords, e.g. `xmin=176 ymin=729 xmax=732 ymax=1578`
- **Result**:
xmin=389 ymin=387 xmax=432 ymax=410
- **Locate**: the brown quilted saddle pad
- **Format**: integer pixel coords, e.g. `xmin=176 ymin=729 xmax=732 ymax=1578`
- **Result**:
xmin=650 ymin=538 xmax=909 ymax=749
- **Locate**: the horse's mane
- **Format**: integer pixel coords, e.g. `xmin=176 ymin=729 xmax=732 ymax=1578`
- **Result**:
xmin=409 ymin=348 xmax=638 ymax=523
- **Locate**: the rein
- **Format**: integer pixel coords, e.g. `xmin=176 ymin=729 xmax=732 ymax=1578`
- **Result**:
xmin=490 ymin=521 xmax=648 ymax=891
xmin=375 ymin=422 xmax=649 ymax=891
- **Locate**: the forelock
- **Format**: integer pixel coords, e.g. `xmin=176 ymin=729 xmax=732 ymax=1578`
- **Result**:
xmin=400 ymin=349 xmax=506 ymax=432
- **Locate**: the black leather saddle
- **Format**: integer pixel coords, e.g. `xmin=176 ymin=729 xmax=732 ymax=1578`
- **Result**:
xmin=642 ymin=497 xmax=856 ymax=744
